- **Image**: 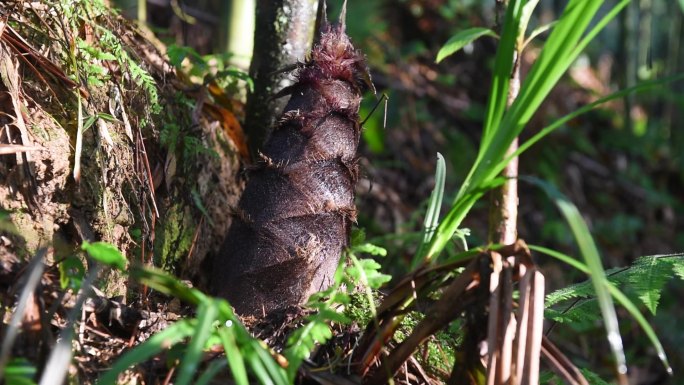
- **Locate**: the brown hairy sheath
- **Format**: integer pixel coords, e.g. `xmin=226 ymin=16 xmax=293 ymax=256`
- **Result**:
xmin=210 ymin=11 xmax=372 ymax=316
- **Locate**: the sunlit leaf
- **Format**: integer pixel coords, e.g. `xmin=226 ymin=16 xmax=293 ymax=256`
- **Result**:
xmin=0 ymin=210 xmax=19 ymax=235
xmin=347 ymin=258 xmax=391 ymax=289
xmin=436 ymin=28 xmax=497 ymax=63
xmin=414 ymin=153 xmax=446 ymax=265
xmin=81 ymin=241 xmax=126 ymax=270
xmin=523 ymin=21 xmax=557 ymax=48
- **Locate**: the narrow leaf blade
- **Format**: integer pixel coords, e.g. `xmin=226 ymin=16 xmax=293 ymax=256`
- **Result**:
xmin=526 ymin=177 xmax=626 ymax=376
xmin=436 ymin=28 xmax=497 ymax=63
xmin=97 ymin=320 xmax=196 ymax=385
xmin=217 ymin=322 xmax=249 ymax=385
xmin=175 ymin=302 xmax=217 ymax=385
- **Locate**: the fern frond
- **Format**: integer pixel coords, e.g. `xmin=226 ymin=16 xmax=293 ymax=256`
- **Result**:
xmin=545 ymin=299 xmax=602 ymax=327
xmin=546 ymin=253 xmax=684 ymax=317
xmin=626 ymin=255 xmax=680 ymax=314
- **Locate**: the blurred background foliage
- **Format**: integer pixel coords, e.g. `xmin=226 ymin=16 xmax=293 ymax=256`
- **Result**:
xmin=114 ymin=0 xmax=684 ymax=382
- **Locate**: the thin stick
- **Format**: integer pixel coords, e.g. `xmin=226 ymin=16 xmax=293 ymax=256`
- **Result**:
xmin=361 ymin=93 xmax=389 ymax=126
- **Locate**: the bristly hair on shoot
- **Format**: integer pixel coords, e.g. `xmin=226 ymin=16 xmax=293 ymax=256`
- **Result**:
xmin=303 ymin=0 xmax=376 ymax=96
xmin=210 ymin=0 xmax=375 ymax=316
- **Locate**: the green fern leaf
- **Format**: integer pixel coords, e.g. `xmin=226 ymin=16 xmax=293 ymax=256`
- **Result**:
xmin=546 ymin=299 xmax=602 ymax=330
xmin=545 ymin=276 xmax=598 ymax=307
xmin=668 ymin=255 xmax=684 ymax=280
xmin=626 ymin=256 xmax=674 ymax=315
xmin=546 ymin=254 xmax=684 ymax=318
xmin=580 ymin=368 xmax=611 ymax=385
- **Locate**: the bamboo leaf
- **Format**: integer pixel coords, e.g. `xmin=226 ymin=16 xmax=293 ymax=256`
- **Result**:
xmin=424 ymin=0 xmax=525 ymax=261
xmin=436 ymin=28 xmax=497 ymax=63
xmin=480 ymin=0 xmax=524 ymax=147
xmin=519 ymin=0 xmax=541 ymax=38
xmin=243 ymin=347 xmax=273 ymax=385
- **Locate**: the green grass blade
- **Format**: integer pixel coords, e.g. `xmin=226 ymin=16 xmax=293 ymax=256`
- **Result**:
xmin=425 ymin=177 xmax=506 ymax=261
xmin=214 ymin=300 xmax=285 ymax=384
xmin=605 ymin=286 xmax=672 ymax=375
xmin=414 ymin=153 xmax=446 ymax=264
xmin=503 ymin=0 xmax=602 ymax=124
xmin=194 ymin=359 xmax=227 ymax=385
xmin=217 ymin=323 xmax=249 ymax=385
xmin=97 ymin=320 xmax=196 ymax=385
xmin=470 ymin=0 xmax=609 ymax=196
xmin=445 ymin=0 xmax=523 ymax=206
xmin=571 ymin=0 xmax=630 ymax=60
xmin=81 ymin=241 xmax=127 ymax=270
xmin=479 ymin=0 xmax=524 ymax=156
xmin=40 ymin=266 xmax=101 ymax=385
xmin=252 ymin=342 xmax=288 ymax=385
xmin=527 ymin=244 xmax=588 ymax=272
xmin=175 ymin=301 xmax=217 ymax=385
xmin=524 ymin=177 xmax=626 ymax=376
xmin=498 ymin=74 xmax=684 ymax=177
xmin=243 ymin=348 xmax=273 ymax=385
xmin=436 ymin=28 xmax=497 ymax=63
xmin=530 ymin=244 xmax=673 ymax=374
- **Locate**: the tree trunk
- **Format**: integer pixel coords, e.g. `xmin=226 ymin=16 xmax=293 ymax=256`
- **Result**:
xmin=244 ymin=0 xmax=319 ymax=158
